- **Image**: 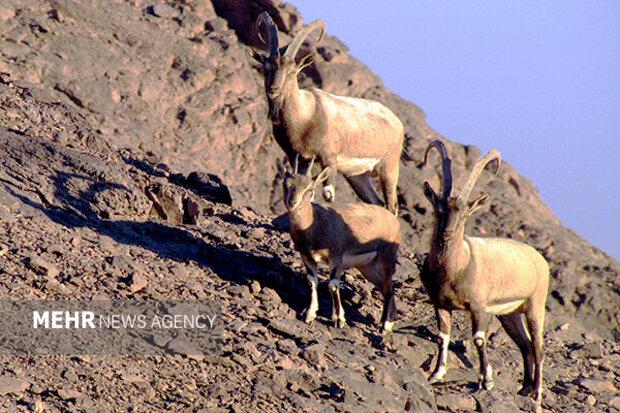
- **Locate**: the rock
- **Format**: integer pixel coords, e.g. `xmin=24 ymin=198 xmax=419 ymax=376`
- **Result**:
xmin=436 ymin=394 xmax=477 ymax=412
xmin=267 ymin=319 xmax=310 ymax=342
xmin=261 ymin=288 xmax=282 ymax=305
xmin=184 ymin=171 xmax=232 ymax=206
xmin=249 ymin=280 xmax=261 ymax=294
xmin=0 ymin=375 xmax=29 ymax=396
xmin=277 ymin=356 xmax=296 ymax=370
xmin=586 ymin=394 xmax=596 ymax=406
xmin=271 ymin=213 xmax=290 ymax=232
xmin=148 ymin=4 xmax=178 ymax=18
xmin=559 ymin=322 xmax=570 ymax=331
xmin=0 ymin=5 xmax=16 ymax=21
xmin=166 ymin=337 xmax=205 ymax=361
xmin=569 ymin=342 xmax=605 ymax=359
xmin=32 ymin=399 xmax=46 ymax=413
xmin=26 ymin=256 xmax=59 ymax=278
xmin=276 ymin=339 xmax=299 ymax=356
xmin=183 ymin=196 xmax=201 ymax=224
xmin=57 ymin=388 xmax=81 ymax=401
xmin=473 ymin=391 xmax=520 ymax=413
xmin=129 ymin=272 xmax=147 ymax=293
xmin=301 ymin=343 xmax=326 ymax=370
xmin=577 ymin=378 xmax=618 ymax=393
xmin=145 ymin=183 xmax=184 ymax=224
xmin=46 ymin=244 xmax=65 ymax=256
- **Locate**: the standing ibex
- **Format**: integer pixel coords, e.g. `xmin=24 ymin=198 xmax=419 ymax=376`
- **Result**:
xmin=420 ymin=140 xmax=550 ymax=402
xmin=277 ymin=157 xmax=401 ymax=333
xmin=254 ymin=12 xmax=404 ymax=215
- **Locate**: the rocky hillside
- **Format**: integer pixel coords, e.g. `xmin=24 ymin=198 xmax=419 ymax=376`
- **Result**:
xmin=0 ymin=0 xmax=618 ymax=412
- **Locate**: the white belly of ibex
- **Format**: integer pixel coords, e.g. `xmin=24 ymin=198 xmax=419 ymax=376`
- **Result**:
xmin=337 ymin=155 xmax=381 ymax=176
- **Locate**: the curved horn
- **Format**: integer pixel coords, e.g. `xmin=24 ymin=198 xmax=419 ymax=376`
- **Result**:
xmin=293 ymin=153 xmax=300 ymax=175
xmin=458 ymin=149 xmax=501 ymax=202
xmin=422 ymin=140 xmax=453 ymax=200
xmin=256 ymin=12 xmax=280 ymax=59
xmin=306 ymin=155 xmax=315 ymax=177
xmin=283 ymin=19 xmax=325 ymax=60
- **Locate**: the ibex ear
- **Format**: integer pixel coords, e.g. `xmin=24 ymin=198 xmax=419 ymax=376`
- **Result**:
xmin=468 ymin=193 xmax=490 ymax=214
xmin=423 ymin=182 xmax=440 ymax=207
xmin=313 ymin=167 xmax=331 ymax=187
xmin=297 ymin=52 xmax=315 ymax=72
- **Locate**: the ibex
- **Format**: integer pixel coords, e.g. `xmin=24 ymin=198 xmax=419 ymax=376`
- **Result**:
xmin=420 ymin=140 xmax=550 ymax=402
xmin=254 ymin=12 xmax=404 ymax=215
xmin=277 ymin=157 xmax=401 ymax=333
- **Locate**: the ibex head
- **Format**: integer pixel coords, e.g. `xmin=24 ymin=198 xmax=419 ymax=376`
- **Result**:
xmin=422 ymin=140 xmax=501 ymax=238
xmin=277 ymin=156 xmax=329 ymax=211
xmin=254 ymin=12 xmax=324 ymax=118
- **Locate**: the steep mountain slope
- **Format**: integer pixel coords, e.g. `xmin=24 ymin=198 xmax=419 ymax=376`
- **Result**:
xmin=0 ymin=1 xmax=617 ymax=412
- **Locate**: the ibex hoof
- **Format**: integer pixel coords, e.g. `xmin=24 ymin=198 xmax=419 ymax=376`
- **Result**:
xmin=518 ymin=385 xmax=533 ymax=396
xmin=428 ymin=375 xmax=444 ymax=385
xmin=304 ymin=314 xmax=316 ymax=324
xmin=332 ymin=318 xmax=346 ymax=328
xmin=478 ymin=378 xmax=494 ymax=391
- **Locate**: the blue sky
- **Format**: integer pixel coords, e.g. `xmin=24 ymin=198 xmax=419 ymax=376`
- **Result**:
xmin=293 ymin=1 xmax=619 ymax=260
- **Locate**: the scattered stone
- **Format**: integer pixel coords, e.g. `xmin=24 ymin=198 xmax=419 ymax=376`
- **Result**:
xmin=57 ymin=387 xmax=81 ymax=401
xmin=145 ymin=183 xmax=184 ymax=224
xmin=249 ymin=280 xmax=261 ymax=294
xmin=166 ymin=337 xmax=205 ymax=361
xmin=261 ymin=288 xmax=282 ymax=305
xmin=46 ymin=244 xmax=64 ymax=256
xmin=129 ymin=272 xmax=147 ymax=293
xmin=301 ymin=343 xmax=327 ymax=370
xmin=26 ymin=256 xmax=59 ymax=278
xmin=436 ymin=394 xmax=477 ymax=412
xmin=62 ymin=369 xmax=78 ymax=382
xmin=277 ymin=356 xmax=296 ymax=370
xmin=609 ymin=396 xmax=620 ymax=409
xmin=577 ymin=378 xmax=618 ymax=393
xmin=183 ymin=196 xmax=201 ymax=224
xmin=183 ymin=171 xmax=232 ymax=206
xmin=267 ymin=319 xmax=309 ymax=341
xmin=0 ymin=375 xmax=29 ymax=396
xmin=569 ymin=342 xmax=605 ymax=359
xmin=586 ymin=394 xmax=596 ymax=406
xmin=32 ymin=399 xmax=45 ymax=413
xmin=276 ymin=339 xmax=299 ymax=356
xmin=70 ymin=236 xmax=82 ymax=247
xmin=148 ymin=4 xmax=178 ymax=18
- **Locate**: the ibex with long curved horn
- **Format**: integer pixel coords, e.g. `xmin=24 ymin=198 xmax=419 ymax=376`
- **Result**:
xmin=277 ymin=156 xmax=401 ymax=334
xmin=253 ymin=12 xmax=404 ymax=215
xmin=420 ymin=140 xmax=550 ymax=402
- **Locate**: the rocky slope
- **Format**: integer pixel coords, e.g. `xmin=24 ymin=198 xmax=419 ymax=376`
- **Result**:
xmin=0 ymin=0 xmax=618 ymax=412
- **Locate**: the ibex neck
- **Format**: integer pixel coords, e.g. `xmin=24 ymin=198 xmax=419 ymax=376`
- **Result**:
xmin=289 ymin=201 xmax=315 ymax=233
xmin=431 ymin=222 xmax=469 ymax=273
xmin=281 ymin=79 xmax=315 ymax=136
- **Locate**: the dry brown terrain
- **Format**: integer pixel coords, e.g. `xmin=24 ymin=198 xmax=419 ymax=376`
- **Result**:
xmin=0 ymin=1 xmax=618 ymax=411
